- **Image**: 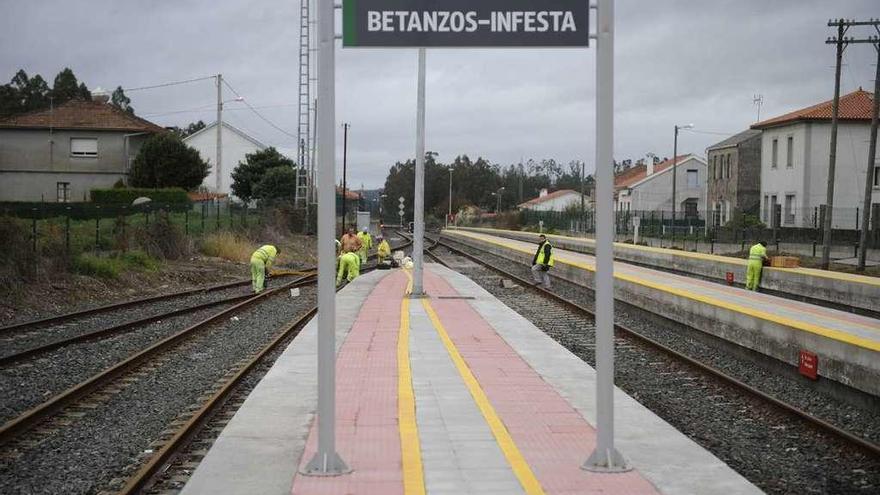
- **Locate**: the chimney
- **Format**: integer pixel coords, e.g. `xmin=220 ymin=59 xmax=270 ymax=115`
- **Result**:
xmin=646 ymin=153 xmax=655 ymax=175
xmin=539 ymin=188 xmax=548 ymax=198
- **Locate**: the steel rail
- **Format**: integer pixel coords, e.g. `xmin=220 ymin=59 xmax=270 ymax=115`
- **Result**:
xmin=0 ymin=275 xmax=315 ymax=445
xmin=0 ymin=276 xmax=317 ymax=367
xmin=429 ymin=236 xmax=880 ymax=459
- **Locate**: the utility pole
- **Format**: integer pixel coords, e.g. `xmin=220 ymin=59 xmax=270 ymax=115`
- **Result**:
xmin=858 ymin=23 xmax=880 ymax=270
xmin=447 ymin=165 xmax=453 ymax=229
xmin=670 ymin=124 xmax=692 ymax=246
xmin=215 ymin=74 xmax=222 ymax=192
xmin=412 ymin=48 xmax=427 ymax=296
xmin=341 ymin=123 xmax=350 ymax=234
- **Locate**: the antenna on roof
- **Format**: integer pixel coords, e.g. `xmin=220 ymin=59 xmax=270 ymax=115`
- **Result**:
xmin=752 ymin=94 xmax=763 ymax=122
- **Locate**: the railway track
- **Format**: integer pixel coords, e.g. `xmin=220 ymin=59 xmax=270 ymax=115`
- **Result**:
xmin=425 ymin=234 xmax=879 ymax=493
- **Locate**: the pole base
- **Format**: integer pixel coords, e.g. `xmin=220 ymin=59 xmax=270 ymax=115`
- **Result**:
xmin=408 ymin=291 xmax=429 ymax=299
xmin=300 ymin=451 xmax=352 ymax=477
xmin=582 ymin=447 xmax=632 ymax=473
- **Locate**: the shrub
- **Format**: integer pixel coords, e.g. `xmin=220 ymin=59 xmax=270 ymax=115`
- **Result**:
xmin=129 ymin=133 xmax=209 ymax=190
xmin=231 ymin=148 xmax=295 ymax=202
xmin=200 ymin=231 xmax=254 ymax=262
xmin=120 ymin=250 xmax=160 ymax=271
xmin=0 ymin=216 xmax=38 ymax=290
xmin=134 ymin=210 xmax=189 ymax=260
xmin=72 ymin=253 xmax=121 ymax=278
xmin=253 ymin=166 xmax=297 ymax=201
xmin=91 ymin=188 xmax=190 ymax=205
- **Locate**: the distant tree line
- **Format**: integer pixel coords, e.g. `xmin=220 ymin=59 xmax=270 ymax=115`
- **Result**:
xmin=0 ymin=67 xmax=135 ymax=118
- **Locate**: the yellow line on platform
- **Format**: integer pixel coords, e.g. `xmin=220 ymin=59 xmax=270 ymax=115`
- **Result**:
xmin=421 ymin=298 xmax=546 ymax=495
xmin=399 ymin=270 xmax=426 ymax=495
xmin=447 ymin=230 xmax=880 ymax=352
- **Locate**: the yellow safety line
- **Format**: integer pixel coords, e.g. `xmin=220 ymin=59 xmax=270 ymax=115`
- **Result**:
xmin=420 ymin=298 xmax=546 ymax=495
xmin=399 ymin=270 xmax=426 ymax=495
xmin=447 ymin=230 xmax=880 ymax=352
xmin=455 ymin=226 xmax=880 ymax=287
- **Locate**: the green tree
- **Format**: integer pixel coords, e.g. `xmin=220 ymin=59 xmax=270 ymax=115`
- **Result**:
xmin=51 ymin=67 xmax=90 ymax=103
xmin=0 ymin=70 xmax=50 ymax=117
xmin=170 ymin=120 xmax=206 ymax=138
xmin=230 ymin=147 xmax=295 ymax=202
xmin=111 ymin=86 xmax=134 ymax=114
xmin=253 ymin=166 xmax=297 ymax=201
xmin=129 ymin=134 xmax=209 ymax=190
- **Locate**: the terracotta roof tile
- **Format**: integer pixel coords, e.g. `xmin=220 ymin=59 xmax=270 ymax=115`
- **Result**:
xmin=752 ymin=89 xmax=874 ymax=129
xmin=517 ymin=189 xmax=581 ymax=208
xmin=0 ymin=98 xmax=166 ymax=133
xmin=614 ymin=155 xmax=687 ymax=190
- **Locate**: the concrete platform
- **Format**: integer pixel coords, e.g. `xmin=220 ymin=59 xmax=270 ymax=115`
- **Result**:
xmin=443 ymin=229 xmax=880 ymax=397
xmin=181 ymin=265 xmax=761 ymax=495
xmin=452 ymin=227 xmax=880 ymax=315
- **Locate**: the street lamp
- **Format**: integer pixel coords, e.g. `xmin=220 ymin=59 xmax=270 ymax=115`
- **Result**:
xmin=492 ymin=186 xmax=506 ymax=213
xmin=447 ymin=166 xmax=453 ymax=228
xmin=671 ymin=123 xmax=693 ymax=244
xmin=379 ymin=193 xmax=387 ymax=225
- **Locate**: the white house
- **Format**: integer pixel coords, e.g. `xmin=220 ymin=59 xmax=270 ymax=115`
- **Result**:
xmin=615 ymin=154 xmax=708 ymax=217
xmin=183 ymin=121 xmax=267 ymax=198
xmin=518 ymin=188 xmax=590 ymax=211
xmin=752 ymin=89 xmax=879 ymax=229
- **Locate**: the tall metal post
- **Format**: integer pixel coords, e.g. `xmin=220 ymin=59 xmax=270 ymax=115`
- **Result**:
xmin=821 ymin=21 xmax=847 ymax=269
xmin=584 ymin=0 xmax=630 ymax=473
xmin=447 ymin=166 xmax=453 ymax=228
xmin=215 ymin=74 xmax=223 ymax=192
xmin=341 ymin=123 xmax=349 ymax=234
xmin=671 ymin=125 xmax=678 ymax=246
xmin=858 ymin=39 xmax=879 ymax=271
xmin=412 ymin=48 xmax=427 ymax=296
xmin=302 ymin=0 xmax=349 ymax=476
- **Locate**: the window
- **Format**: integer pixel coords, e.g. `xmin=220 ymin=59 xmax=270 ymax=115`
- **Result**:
xmin=786 ymin=136 xmax=793 ymax=168
xmin=70 ymin=137 xmax=97 ymax=157
xmin=725 ymin=154 xmax=731 ymax=179
xmin=874 ymin=164 xmax=879 ymax=188
xmin=684 ymin=199 xmax=698 ymax=219
xmin=763 ymin=195 xmax=769 ymax=222
xmin=784 ymin=194 xmax=795 ymax=225
xmin=686 ymin=169 xmax=698 ymax=188
xmin=56 ymin=182 xmax=71 ymax=203
xmin=771 ymin=138 xmax=778 ymax=168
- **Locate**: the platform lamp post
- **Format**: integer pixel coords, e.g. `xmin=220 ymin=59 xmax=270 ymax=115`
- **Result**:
xmin=447 ymin=165 xmax=454 ymax=229
xmin=670 ymin=123 xmax=693 ymax=246
xmin=493 ymin=186 xmax=506 ymax=214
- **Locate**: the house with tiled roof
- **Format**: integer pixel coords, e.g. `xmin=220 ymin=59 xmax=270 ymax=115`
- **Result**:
xmin=0 ymin=96 xmax=166 ymax=202
xmin=183 ymin=121 xmax=267 ymax=198
xmin=615 ymin=154 xmax=708 ymax=218
xmin=751 ymin=88 xmax=879 ymax=229
xmin=517 ymin=188 xmax=590 ymax=211
xmin=706 ymin=129 xmax=762 ymax=226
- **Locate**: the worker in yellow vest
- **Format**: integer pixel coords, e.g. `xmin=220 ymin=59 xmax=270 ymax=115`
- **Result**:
xmin=250 ymin=245 xmax=279 ymax=293
xmin=531 ymin=234 xmax=555 ymax=289
xmin=376 ymin=236 xmax=391 ymax=264
xmin=745 ymin=241 xmax=768 ymax=291
xmin=337 ymin=251 xmax=361 ymax=285
xmin=356 ymin=227 xmax=372 ymax=266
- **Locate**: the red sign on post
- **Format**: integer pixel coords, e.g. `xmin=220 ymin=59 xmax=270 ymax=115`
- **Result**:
xmin=725 ymin=272 xmax=734 ymax=285
xmin=799 ymin=350 xmax=818 ymax=380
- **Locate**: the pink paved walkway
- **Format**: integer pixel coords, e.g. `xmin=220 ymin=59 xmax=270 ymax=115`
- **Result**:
xmin=291 ymin=271 xmax=408 ymax=495
xmin=422 ymin=268 xmax=660 ymax=494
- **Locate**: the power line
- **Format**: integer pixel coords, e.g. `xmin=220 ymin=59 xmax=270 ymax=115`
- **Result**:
xmin=142 ymin=102 xmax=298 ymax=118
xmin=221 ymin=78 xmax=298 ymax=139
xmin=123 ymin=75 xmax=216 ymax=92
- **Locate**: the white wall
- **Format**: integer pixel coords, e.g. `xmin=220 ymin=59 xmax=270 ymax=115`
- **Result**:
xmin=760 ymin=121 xmax=879 ymax=229
xmin=184 ymin=123 xmax=265 ymax=198
xmin=525 ymin=191 xmax=586 ymax=211
xmin=626 ymin=157 xmax=707 ymax=213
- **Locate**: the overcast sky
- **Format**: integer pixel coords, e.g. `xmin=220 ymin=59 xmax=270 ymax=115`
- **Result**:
xmin=2 ymin=0 xmax=877 ymax=189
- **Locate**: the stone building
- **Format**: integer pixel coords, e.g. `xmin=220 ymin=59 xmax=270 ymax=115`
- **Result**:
xmin=706 ymin=129 xmax=762 ymax=226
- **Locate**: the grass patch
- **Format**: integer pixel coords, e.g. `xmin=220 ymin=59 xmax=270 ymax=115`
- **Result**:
xmin=71 ymin=251 xmax=161 ymax=279
xmin=200 ymin=231 xmax=254 ymax=262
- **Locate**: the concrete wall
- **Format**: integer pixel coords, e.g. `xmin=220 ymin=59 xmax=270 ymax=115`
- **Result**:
xmin=761 ymin=121 xmax=880 ymax=228
xmin=453 ymin=226 xmax=880 ymax=316
xmin=184 ymin=123 xmax=265 ymax=198
xmin=443 ymin=230 xmax=880 ymax=397
xmin=0 ymin=128 xmax=147 ymax=201
xmin=627 ymin=157 xmax=707 ymax=213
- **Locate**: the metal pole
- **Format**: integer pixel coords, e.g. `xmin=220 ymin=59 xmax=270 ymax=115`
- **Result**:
xmin=671 ymin=126 xmax=678 ymax=247
xmin=584 ymin=0 xmax=630 ymax=473
xmin=412 ymin=48 xmax=427 ymax=296
xmin=821 ymin=23 xmax=846 ymax=269
xmin=302 ymin=0 xmax=348 ymax=475
xmin=216 ymin=74 xmax=223 ymax=193
xmin=342 ymin=122 xmax=349 ymax=234
xmin=858 ymin=41 xmax=879 ymax=271
xmin=447 ymin=166 xmax=453 ymax=229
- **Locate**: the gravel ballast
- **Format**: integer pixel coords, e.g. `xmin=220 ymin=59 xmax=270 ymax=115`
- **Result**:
xmin=433 ymin=240 xmax=879 ymax=494
xmin=0 ymin=286 xmax=316 ymax=495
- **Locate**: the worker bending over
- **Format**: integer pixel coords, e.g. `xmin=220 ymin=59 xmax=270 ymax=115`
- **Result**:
xmin=340 ymin=227 xmax=361 ymax=254
xmin=250 ymin=244 xmax=279 ymax=293
xmin=376 ymin=235 xmax=391 ymax=264
xmin=745 ymin=240 xmax=768 ymax=291
xmin=531 ymin=234 xmax=554 ymax=289
xmin=336 ymin=251 xmax=360 ymax=285
xmin=356 ymin=227 xmax=372 ymax=266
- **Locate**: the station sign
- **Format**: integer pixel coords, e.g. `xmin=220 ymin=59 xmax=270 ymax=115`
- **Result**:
xmin=342 ymin=0 xmax=589 ymax=48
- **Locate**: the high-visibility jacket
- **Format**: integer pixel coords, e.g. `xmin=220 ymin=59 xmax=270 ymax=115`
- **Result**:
xmin=251 ymin=245 xmax=278 ymax=269
xmin=748 ymin=243 xmax=767 ymax=262
xmin=357 ymin=231 xmax=372 ymax=250
xmin=532 ymin=240 xmax=554 ymax=267
xmin=377 ymin=240 xmax=391 ymax=258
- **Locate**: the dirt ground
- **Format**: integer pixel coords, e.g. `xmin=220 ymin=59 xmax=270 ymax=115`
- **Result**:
xmin=0 ymin=235 xmax=318 ymax=327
